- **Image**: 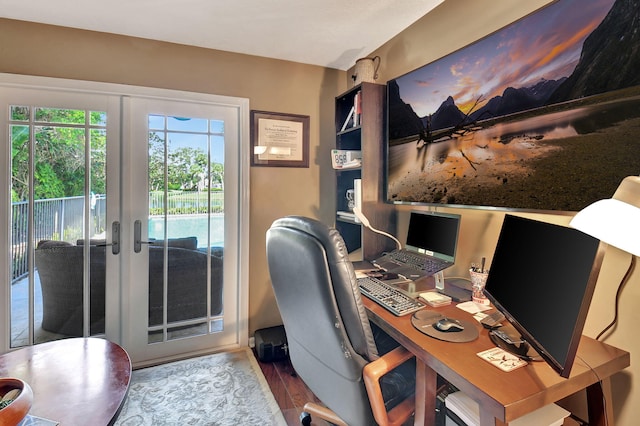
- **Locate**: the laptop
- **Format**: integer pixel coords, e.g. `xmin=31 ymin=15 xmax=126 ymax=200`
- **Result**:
xmin=372 ymin=211 xmax=461 ymax=280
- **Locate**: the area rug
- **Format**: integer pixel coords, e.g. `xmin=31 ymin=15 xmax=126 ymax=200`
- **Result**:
xmin=114 ymin=348 xmax=287 ymax=426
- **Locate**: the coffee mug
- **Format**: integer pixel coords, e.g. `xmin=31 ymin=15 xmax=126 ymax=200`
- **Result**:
xmin=470 ymin=269 xmax=490 ymax=305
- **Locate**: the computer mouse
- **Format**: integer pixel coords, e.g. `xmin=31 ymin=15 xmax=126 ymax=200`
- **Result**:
xmin=434 ymin=318 xmax=464 ymax=332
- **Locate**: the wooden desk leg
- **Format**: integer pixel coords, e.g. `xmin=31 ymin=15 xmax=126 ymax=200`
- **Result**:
xmin=414 ymin=359 xmax=437 ymax=426
xmin=587 ymin=378 xmax=614 ymax=426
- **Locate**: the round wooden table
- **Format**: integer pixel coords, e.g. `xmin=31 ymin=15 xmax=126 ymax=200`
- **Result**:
xmin=0 ymin=337 xmax=131 ymax=425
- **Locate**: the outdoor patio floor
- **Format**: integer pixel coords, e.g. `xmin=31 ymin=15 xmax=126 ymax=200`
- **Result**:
xmin=11 ymin=274 xmax=64 ymax=347
xmin=11 ymin=274 xmax=205 ymax=347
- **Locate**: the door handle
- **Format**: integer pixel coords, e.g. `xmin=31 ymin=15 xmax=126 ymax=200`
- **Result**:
xmin=110 ymin=221 xmax=121 ymax=255
xmin=134 ymin=219 xmax=152 ymax=253
xmin=94 ymin=221 xmax=120 ymax=255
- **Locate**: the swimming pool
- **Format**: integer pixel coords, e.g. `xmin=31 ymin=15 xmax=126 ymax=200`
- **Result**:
xmin=148 ymin=214 xmax=224 ymax=248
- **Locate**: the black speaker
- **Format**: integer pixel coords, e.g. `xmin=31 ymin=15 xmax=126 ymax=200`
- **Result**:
xmin=254 ymin=325 xmax=289 ymax=362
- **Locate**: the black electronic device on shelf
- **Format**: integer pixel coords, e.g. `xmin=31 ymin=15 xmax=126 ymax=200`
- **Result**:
xmin=483 ymin=215 xmax=604 ymax=378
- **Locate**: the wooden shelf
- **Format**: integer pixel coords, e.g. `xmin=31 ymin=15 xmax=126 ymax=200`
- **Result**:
xmin=333 ymin=82 xmax=396 ymax=260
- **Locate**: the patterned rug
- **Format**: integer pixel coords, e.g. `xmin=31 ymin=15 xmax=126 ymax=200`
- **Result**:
xmin=114 ymin=348 xmax=287 ymax=426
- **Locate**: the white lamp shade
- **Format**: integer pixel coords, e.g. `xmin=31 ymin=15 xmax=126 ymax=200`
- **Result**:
xmin=570 ymin=198 xmax=640 ymax=257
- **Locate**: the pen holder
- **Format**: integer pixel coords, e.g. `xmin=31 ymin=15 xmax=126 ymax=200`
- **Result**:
xmin=469 ymin=269 xmax=490 ymax=305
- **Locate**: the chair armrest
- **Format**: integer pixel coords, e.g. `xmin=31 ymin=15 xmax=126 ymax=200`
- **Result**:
xmin=363 ymin=346 xmax=415 ymax=426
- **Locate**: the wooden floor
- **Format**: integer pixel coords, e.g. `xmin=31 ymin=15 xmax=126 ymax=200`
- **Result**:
xmin=254 ymin=350 xmax=417 ymax=426
xmin=255 ymin=351 xmax=332 ymax=426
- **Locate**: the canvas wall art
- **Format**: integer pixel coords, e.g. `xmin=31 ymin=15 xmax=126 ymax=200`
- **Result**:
xmin=386 ymin=0 xmax=640 ymax=212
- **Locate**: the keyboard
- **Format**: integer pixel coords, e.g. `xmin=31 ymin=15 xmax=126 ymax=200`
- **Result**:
xmin=357 ymin=276 xmax=424 ymax=316
xmin=379 ymin=249 xmax=447 ymax=274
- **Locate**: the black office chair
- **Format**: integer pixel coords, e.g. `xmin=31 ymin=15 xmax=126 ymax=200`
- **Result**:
xmin=266 ymin=216 xmax=415 ymax=426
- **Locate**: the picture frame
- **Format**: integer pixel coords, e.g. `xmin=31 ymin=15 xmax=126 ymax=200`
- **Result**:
xmin=250 ymin=110 xmax=310 ymax=167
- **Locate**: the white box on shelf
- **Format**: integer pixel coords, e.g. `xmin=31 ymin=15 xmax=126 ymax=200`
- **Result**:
xmin=353 ymin=178 xmax=362 ymax=223
xmin=445 ymin=391 xmax=570 ymax=426
xmin=331 ymin=149 xmax=362 ymax=169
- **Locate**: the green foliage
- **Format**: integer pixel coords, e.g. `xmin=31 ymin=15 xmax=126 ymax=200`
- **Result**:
xmin=148 ymin=132 xmax=165 ymax=192
xmin=34 ymin=163 xmax=65 ymax=199
xmin=148 ymin=131 xmax=224 ymax=192
xmin=63 ymin=226 xmax=83 ymax=242
xmin=149 ymin=190 xmax=224 ymax=215
xmin=11 ymin=107 xmax=106 ymax=201
xmin=168 ymin=147 xmax=206 ymax=191
xmin=34 ymin=126 xmax=86 ymax=197
xmin=11 ymin=108 xmax=221 ymax=203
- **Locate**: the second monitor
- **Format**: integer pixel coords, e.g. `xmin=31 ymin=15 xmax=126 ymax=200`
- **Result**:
xmin=372 ymin=211 xmax=466 ymax=298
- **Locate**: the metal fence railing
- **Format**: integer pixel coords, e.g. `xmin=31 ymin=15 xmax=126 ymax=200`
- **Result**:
xmin=11 ymin=195 xmax=107 ymax=281
xmin=149 ymin=191 xmax=224 ymax=216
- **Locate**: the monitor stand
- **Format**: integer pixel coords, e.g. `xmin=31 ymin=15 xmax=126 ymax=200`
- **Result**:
xmin=434 ymin=272 xmax=472 ymax=302
xmin=391 ymin=278 xmax=433 ymax=297
xmin=489 ymin=329 xmax=542 ymax=362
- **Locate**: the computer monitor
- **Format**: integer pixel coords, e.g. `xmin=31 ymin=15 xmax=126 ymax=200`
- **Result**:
xmin=484 ymin=215 xmax=604 ymax=378
xmin=405 ymin=211 xmax=460 ymax=264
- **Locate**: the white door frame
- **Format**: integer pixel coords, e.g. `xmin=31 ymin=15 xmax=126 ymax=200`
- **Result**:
xmin=0 ymin=74 xmax=250 ymax=361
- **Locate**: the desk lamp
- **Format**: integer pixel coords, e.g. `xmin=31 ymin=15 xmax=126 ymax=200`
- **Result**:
xmin=569 ymin=175 xmax=640 ymax=339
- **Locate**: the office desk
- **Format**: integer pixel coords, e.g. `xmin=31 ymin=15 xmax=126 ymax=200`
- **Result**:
xmin=362 ymin=286 xmax=630 ymax=426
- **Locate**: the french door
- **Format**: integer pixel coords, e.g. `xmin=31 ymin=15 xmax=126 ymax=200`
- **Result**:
xmin=1 ymin=86 xmax=120 ymax=350
xmin=0 ymin=75 xmax=249 ymax=365
xmin=123 ymin=97 xmax=248 ymax=364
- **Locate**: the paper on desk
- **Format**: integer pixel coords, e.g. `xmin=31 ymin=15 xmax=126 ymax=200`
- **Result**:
xmin=355 ymin=270 xmax=369 ymax=278
xmin=456 ymin=301 xmax=492 ymax=314
xmin=477 ymin=347 xmax=528 ymax=372
xmin=472 ymin=311 xmax=493 ymax=323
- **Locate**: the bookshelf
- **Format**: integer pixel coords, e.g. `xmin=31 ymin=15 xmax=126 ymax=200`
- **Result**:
xmin=333 ymin=82 xmax=396 ymax=260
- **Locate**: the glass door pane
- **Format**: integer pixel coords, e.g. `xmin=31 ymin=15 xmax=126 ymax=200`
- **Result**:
xmin=146 ymin=115 xmax=225 ymax=343
xmin=9 ymin=104 xmax=108 ymax=346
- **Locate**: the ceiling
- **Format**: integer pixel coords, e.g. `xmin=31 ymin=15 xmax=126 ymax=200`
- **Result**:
xmin=0 ymin=0 xmax=444 ymax=71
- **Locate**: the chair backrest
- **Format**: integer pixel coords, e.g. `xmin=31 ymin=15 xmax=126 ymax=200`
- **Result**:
xmin=36 ymin=240 xmax=224 ymax=335
xmin=266 ymin=216 xmax=380 ymax=425
xmin=35 ymin=241 xmax=106 ymax=336
xmin=147 ymin=246 xmax=223 ymax=326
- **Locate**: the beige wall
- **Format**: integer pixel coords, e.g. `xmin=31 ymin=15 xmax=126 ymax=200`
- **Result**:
xmin=361 ymin=0 xmax=638 ymax=424
xmin=0 ymin=17 xmax=345 ymax=336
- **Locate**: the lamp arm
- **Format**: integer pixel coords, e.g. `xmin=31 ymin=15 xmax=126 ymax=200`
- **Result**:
xmin=353 ymin=207 xmax=402 ymax=250
xmin=596 ymin=255 xmax=637 ymax=340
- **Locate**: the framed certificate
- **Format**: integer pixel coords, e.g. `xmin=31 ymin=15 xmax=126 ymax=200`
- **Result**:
xmin=250 ymin=110 xmax=310 ymax=167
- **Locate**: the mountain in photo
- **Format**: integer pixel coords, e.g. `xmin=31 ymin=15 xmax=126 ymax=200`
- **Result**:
xmin=548 ymin=0 xmax=640 ymax=103
xmin=470 ymin=79 xmax=565 ymax=121
xmin=428 ymin=96 xmax=466 ymax=131
xmin=390 ymin=77 xmax=566 ymax=140
xmin=387 ymin=80 xmax=424 ymax=140
xmin=388 ymin=0 xmax=640 ymax=142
